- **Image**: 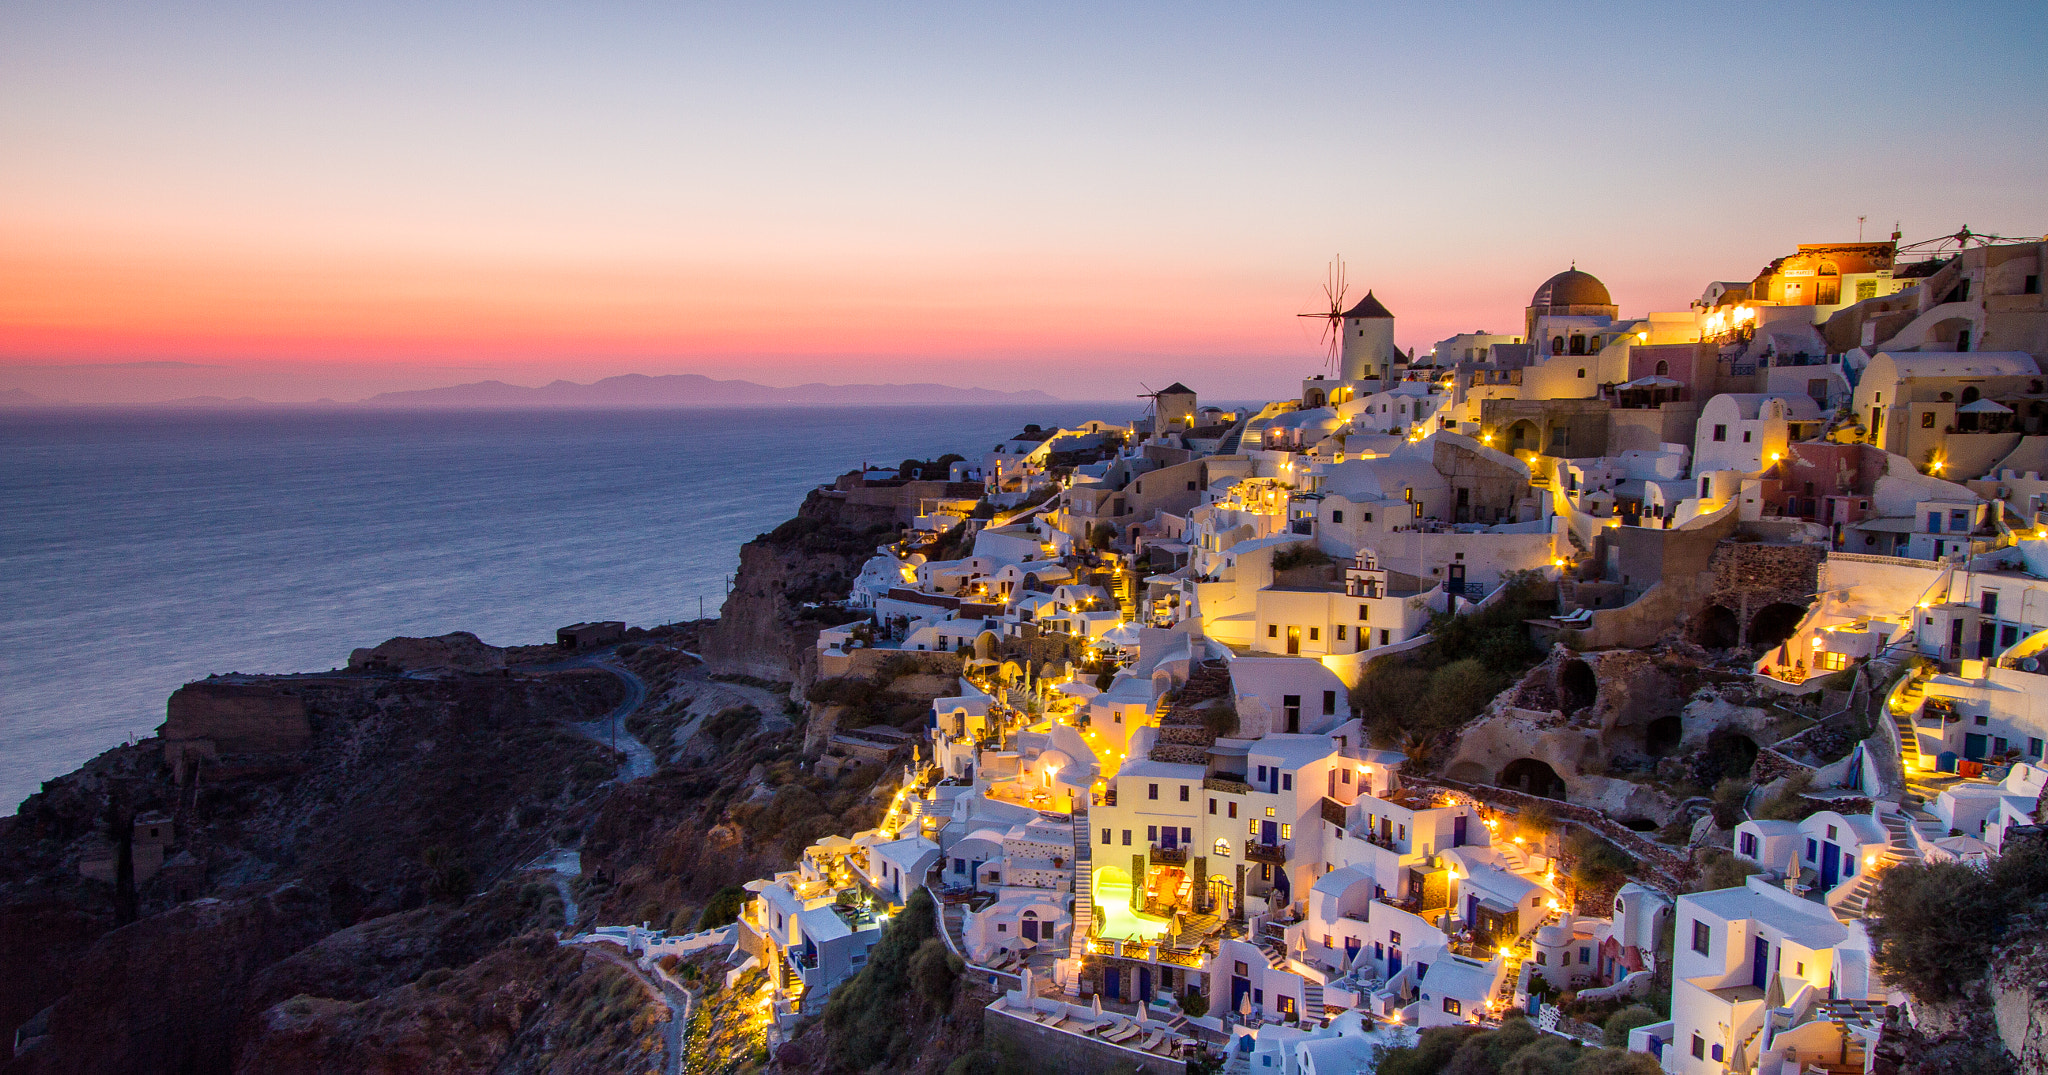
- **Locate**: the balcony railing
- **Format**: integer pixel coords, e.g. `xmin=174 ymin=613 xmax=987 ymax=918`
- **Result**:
xmin=1204 ymin=775 xmax=1252 ymax=795
xmin=1244 ymin=841 xmax=1288 ymax=865
xmin=1149 ymin=845 xmax=1188 ymax=866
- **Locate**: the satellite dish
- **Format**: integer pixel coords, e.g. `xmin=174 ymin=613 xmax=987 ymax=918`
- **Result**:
xmin=2022 ymin=658 xmax=2038 ymax=672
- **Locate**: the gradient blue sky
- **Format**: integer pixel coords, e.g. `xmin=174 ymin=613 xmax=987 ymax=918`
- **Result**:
xmin=3 ymin=1 xmax=2044 ymax=401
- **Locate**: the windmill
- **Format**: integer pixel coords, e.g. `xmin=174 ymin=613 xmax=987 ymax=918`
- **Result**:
xmin=1895 ymin=225 xmax=2036 ymax=263
xmin=1298 ymin=257 xmax=1348 ymax=374
xmin=1136 ymin=381 xmax=1161 ymax=425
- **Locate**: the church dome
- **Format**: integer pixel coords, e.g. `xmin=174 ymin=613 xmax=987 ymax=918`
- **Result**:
xmin=1531 ymin=269 xmax=1612 ymax=309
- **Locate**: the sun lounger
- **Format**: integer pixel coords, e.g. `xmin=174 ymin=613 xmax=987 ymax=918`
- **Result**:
xmin=1104 ymin=1022 xmax=1143 ymax=1044
xmin=1136 ymin=1029 xmax=1165 ymax=1051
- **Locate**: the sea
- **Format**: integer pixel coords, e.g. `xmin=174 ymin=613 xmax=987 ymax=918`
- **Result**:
xmin=0 ymin=402 xmax=1129 ymax=814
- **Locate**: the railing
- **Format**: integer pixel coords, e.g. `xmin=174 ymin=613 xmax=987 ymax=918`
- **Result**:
xmin=1320 ymin=797 xmax=1348 ymax=826
xmin=1149 ymin=845 xmax=1188 ymax=866
xmin=1204 ymin=776 xmax=1252 ymax=795
xmin=1244 ymin=841 xmax=1288 ymax=864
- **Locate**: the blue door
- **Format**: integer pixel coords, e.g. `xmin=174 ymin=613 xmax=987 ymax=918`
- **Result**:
xmin=1937 ymin=751 xmax=1959 ymax=773
xmin=1454 ymin=815 xmax=1468 ymax=847
xmin=1231 ymin=975 xmax=1251 ymax=1013
xmin=1821 ymin=843 xmax=1841 ymax=888
xmin=1388 ymin=946 xmax=1402 ymax=976
xmin=1105 ymin=968 xmax=1121 ymax=999
xmin=1261 ymin=820 xmax=1278 ymax=845
xmin=1965 ymin=733 xmax=1989 ymax=760
xmin=1138 ymin=967 xmax=1153 ymax=1002
xmin=1752 ymin=937 xmax=1769 ymax=989
xmin=1344 ymin=937 xmax=1361 ymax=961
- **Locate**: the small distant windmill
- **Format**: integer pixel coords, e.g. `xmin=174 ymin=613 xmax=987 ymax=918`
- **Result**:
xmin=1298 ymin=257 xmax=1348 ymax=374
xmin=1136 ymin=381 xmax=1160 ymax=424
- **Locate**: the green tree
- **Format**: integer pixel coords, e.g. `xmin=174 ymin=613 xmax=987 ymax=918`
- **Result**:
xmin=1603 ymin=1005 xmax=1660 ymax=1047
xmin=695 ymin=885 xmax=750 ymax=930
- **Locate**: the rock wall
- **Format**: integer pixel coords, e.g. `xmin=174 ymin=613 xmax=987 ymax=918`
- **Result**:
xmin=161 ymin=683 xmax=313 ymax=780
xmin=701 ymin=489 xmax=890 ymax=683
xmin=1990 ymin=923 xmax=2048 ymax=1074
xmin=346 ymin=632 xmax=506 ymax=673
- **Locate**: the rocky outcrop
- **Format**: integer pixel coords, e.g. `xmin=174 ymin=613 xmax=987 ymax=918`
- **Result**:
xmin=1990 ymin=922 xmax=2048 ymax=1074
xmin=161 ymin=683 xmax=312 ymax=782
xmin=701 ymin=489 xmax=896 ymax=682
xmin=347 ymin=632 xmax=506 ymax=674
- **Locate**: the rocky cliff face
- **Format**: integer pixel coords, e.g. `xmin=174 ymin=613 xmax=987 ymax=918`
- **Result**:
xmin=700 ymin=488 xmax=896 ymax=683
xmin=0 ymin=668 xmax=622 ymax=1075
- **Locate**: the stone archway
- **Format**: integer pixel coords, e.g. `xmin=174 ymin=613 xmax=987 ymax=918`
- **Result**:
xmin=1692 ymin=605 xmax=1740 ymax=649
xmin=1645 ymin=715 xmax=1684 ymax=756
xmin=1559 ymin=659 xmax=1597 ymax=714
xmin=1749 ymin=602 xmax=1807 ymax=651
xmin=1498 ymin=758 xmax=1568 ymax=800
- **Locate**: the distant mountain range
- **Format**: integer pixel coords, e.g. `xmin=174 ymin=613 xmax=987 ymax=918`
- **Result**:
xmin=0 ymin=375 xmax=1063 ymax=408
xmin=361 ymin=374 xmax=1061 ymax=407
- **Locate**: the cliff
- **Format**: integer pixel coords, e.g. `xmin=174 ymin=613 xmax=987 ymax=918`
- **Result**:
xmin=700 ymin=488 xmax=898 ymax=683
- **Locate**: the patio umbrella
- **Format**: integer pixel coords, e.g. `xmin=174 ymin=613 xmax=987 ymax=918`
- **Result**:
xmin=1093 ymin=993 xmax=1103 ymax=1018
xmin=1021 ymin=967 xmax=1033 ymax=997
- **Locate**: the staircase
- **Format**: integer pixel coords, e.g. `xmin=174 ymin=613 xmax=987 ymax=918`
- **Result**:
xmin=1113 ymin=570 xmax=1138 ymax=620
xmin=1302 ymin=979 xmax=1326 ymax=1022
xmin=1889 ymin=667 xmax=1932 ymax=773
xmin=1069 ymin=806 xmax=1094 ymax=960
xmin=1837 ymin=813 xmax=1927 ymax=919
xmin=1150 ymin=660 xmax=1233 ymax=765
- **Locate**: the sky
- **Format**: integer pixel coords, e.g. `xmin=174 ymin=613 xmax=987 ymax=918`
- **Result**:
xmin=3 ymin=1 xmax=2045 ymax=403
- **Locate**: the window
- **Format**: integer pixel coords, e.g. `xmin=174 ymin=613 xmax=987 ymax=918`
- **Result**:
xmin=1215 ymin=839 xmax=1231 ymax=857
xmin=1443 ymin=997 xmax=1462 ymax=1015
xmin=1250 ymin=819 xmax=1260 ymax=836
xmin=1580 ymin=946 xmax=1590 ymax=963
xmin=1282 ymin=773 xmax=1293 ymax=791
xmin=1122 ymin=829 xmax=1132 ymax=846
xmin=1712 ymin=424 xmax=1727 ymax=442
xmin=1336 ymin=625 xmax=1347 ymax=641
xmin=1692 ymin=920 xmax=1712 ymax=955
xmin=1536 ymin=951 xmax=1547 ymax=965
xmin=1381 ymin=629 xmax=1390 ymax=645
xmin=1308 ymin=627 xmax=1319 ymax=641
xmin=1742 ymin=430 xmax=1752 ymax=443
xmin=1806 ymin=838 xmax=1817 ymax=861
xmin=1739 ymin=832 xmax=1757 ymax=857
xmin=1102 ymin=828 xmax=1111 ymax=845
xmin=1552 ymin=336 xmax=1565 ymax=353
xmin=1983 ymin=591 xmax=1999 ymax=616
xmin=1712 ymin=1044 xmax=1725 ymax=1062
xmin=1358 ymin=604 xmax=1370 ymax=621
xmin=1819 ymin=651 xmax=1849 ymax=671
xmin=1267 ymin=624 xmax=1278 ymax=638
xmin=1265 ymin=807 xmax=1277 ymax=818
xmin=1576 ymin=367 xmax=1587 ymax=378
xmin=1923 ymin=410 xmax=1938 ymax=429
xmin=1362 ymin=512 xmax=1372 ymax=522
xmin=1280 ymin=823 xmax=1292 ymax=840
xmin=1692 ymin=1036 xmax=1706 ymax=1060
xmin=997 ymin=923 xmax=1006 ymax=933
xmin=1331 ymin=510 xmax=1343 ymax=523
xmin=1148 ymin=825 xmax=1158 ymax=842
xmin=1148 ymin=783 xmax=1159 ymax=800
xmin=1229 ymin=802 xmax=1238 ymax=819
xmin=1180 ymin=784 xmax=1190 ymax=802
xmin=1655 ymin=360 xmax=1669 ymax=375
xmin=1209 ymin=797 xmax=1217 ymax=815
xmin=2030 ymin=738 xmax=2044 ymax=759
xmin=1341 ymin=769 xmax=1352 ymax=784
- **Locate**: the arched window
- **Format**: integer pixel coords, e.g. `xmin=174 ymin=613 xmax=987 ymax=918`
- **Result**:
xmin=1214 ymin=838 xmax=1232 ymax=857
xmin=1962 ymin=386 xmax=1981 ymax=404
xmin=1655 ymin=360 xmax=1669 ymax=376
xmin=1551 ymin=336 xmax=1565 ymax=354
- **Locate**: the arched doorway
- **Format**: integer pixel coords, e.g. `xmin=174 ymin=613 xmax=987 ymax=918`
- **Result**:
xmin=1645 ymin=715 xmax=1684 ymax=756
xmin=1701 ymin=730 xmax=1760 ymax=785
xmin=1560 ymin=660 xmax=1597 ymax=713
xmin=1692 ymin=605 xmax=1740 ymax=649
xmin=1750 ymin=602 xmax=1808 ymax=650
xmin=1498 ymin=758 xmax=1568 ymax=800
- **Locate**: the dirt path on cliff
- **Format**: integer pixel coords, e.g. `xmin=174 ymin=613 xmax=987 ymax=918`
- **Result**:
xmin=557 ymin=655 xmax=658 ymax=782
xmin=581 ymin=942 xmax=689 ymax=1075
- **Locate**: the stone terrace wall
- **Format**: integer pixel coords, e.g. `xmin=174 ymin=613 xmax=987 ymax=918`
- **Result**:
xmin=1405 ymin=775 xmax=1695 ymax=894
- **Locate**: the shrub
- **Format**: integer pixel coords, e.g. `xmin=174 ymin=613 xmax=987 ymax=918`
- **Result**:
xmin=1603 ymin=1005 xmax=1659 ymax=1047
xmin=1694 ymin=847 xmax=1762 ymax=891
xmin=1179 ymin=986 xmax=1209 ymax=1017
xmin=1567 ymin=829 xmax=1634 ymax=891
xmin=696 ymin=886 xmax=749 ymax=930
xmin=822 ymin=888 xmax=944 ymax=1069
xmin=1270 ymin=544 xmax=1332 ymax=571
xmin=908 ymin=936 xmax=961 ymax=1006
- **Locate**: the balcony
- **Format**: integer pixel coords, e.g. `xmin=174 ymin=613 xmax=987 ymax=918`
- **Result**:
xmin=1244 ymin=841 xmax=1288 ymax=865
xmin=1149 ymin=845 xmax=1188 ymax=866
xmin=1204 ymin=775 xmax=1252 ymax=795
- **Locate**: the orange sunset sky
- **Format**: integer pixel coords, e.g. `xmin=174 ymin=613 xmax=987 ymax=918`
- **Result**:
xmin=4 ymin=2 xmax=2044 ymax=402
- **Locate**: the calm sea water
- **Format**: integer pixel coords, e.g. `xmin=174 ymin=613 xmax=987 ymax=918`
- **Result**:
xmin=0 ymin=403 xmax=1124 ymax=813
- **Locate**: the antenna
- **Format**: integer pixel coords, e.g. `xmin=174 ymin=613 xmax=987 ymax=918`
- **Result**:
xmin=1858 ymin=216 xmax=1866 ymax=241
xmin=1296 ymin=256 xmax=1348 ymax=374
